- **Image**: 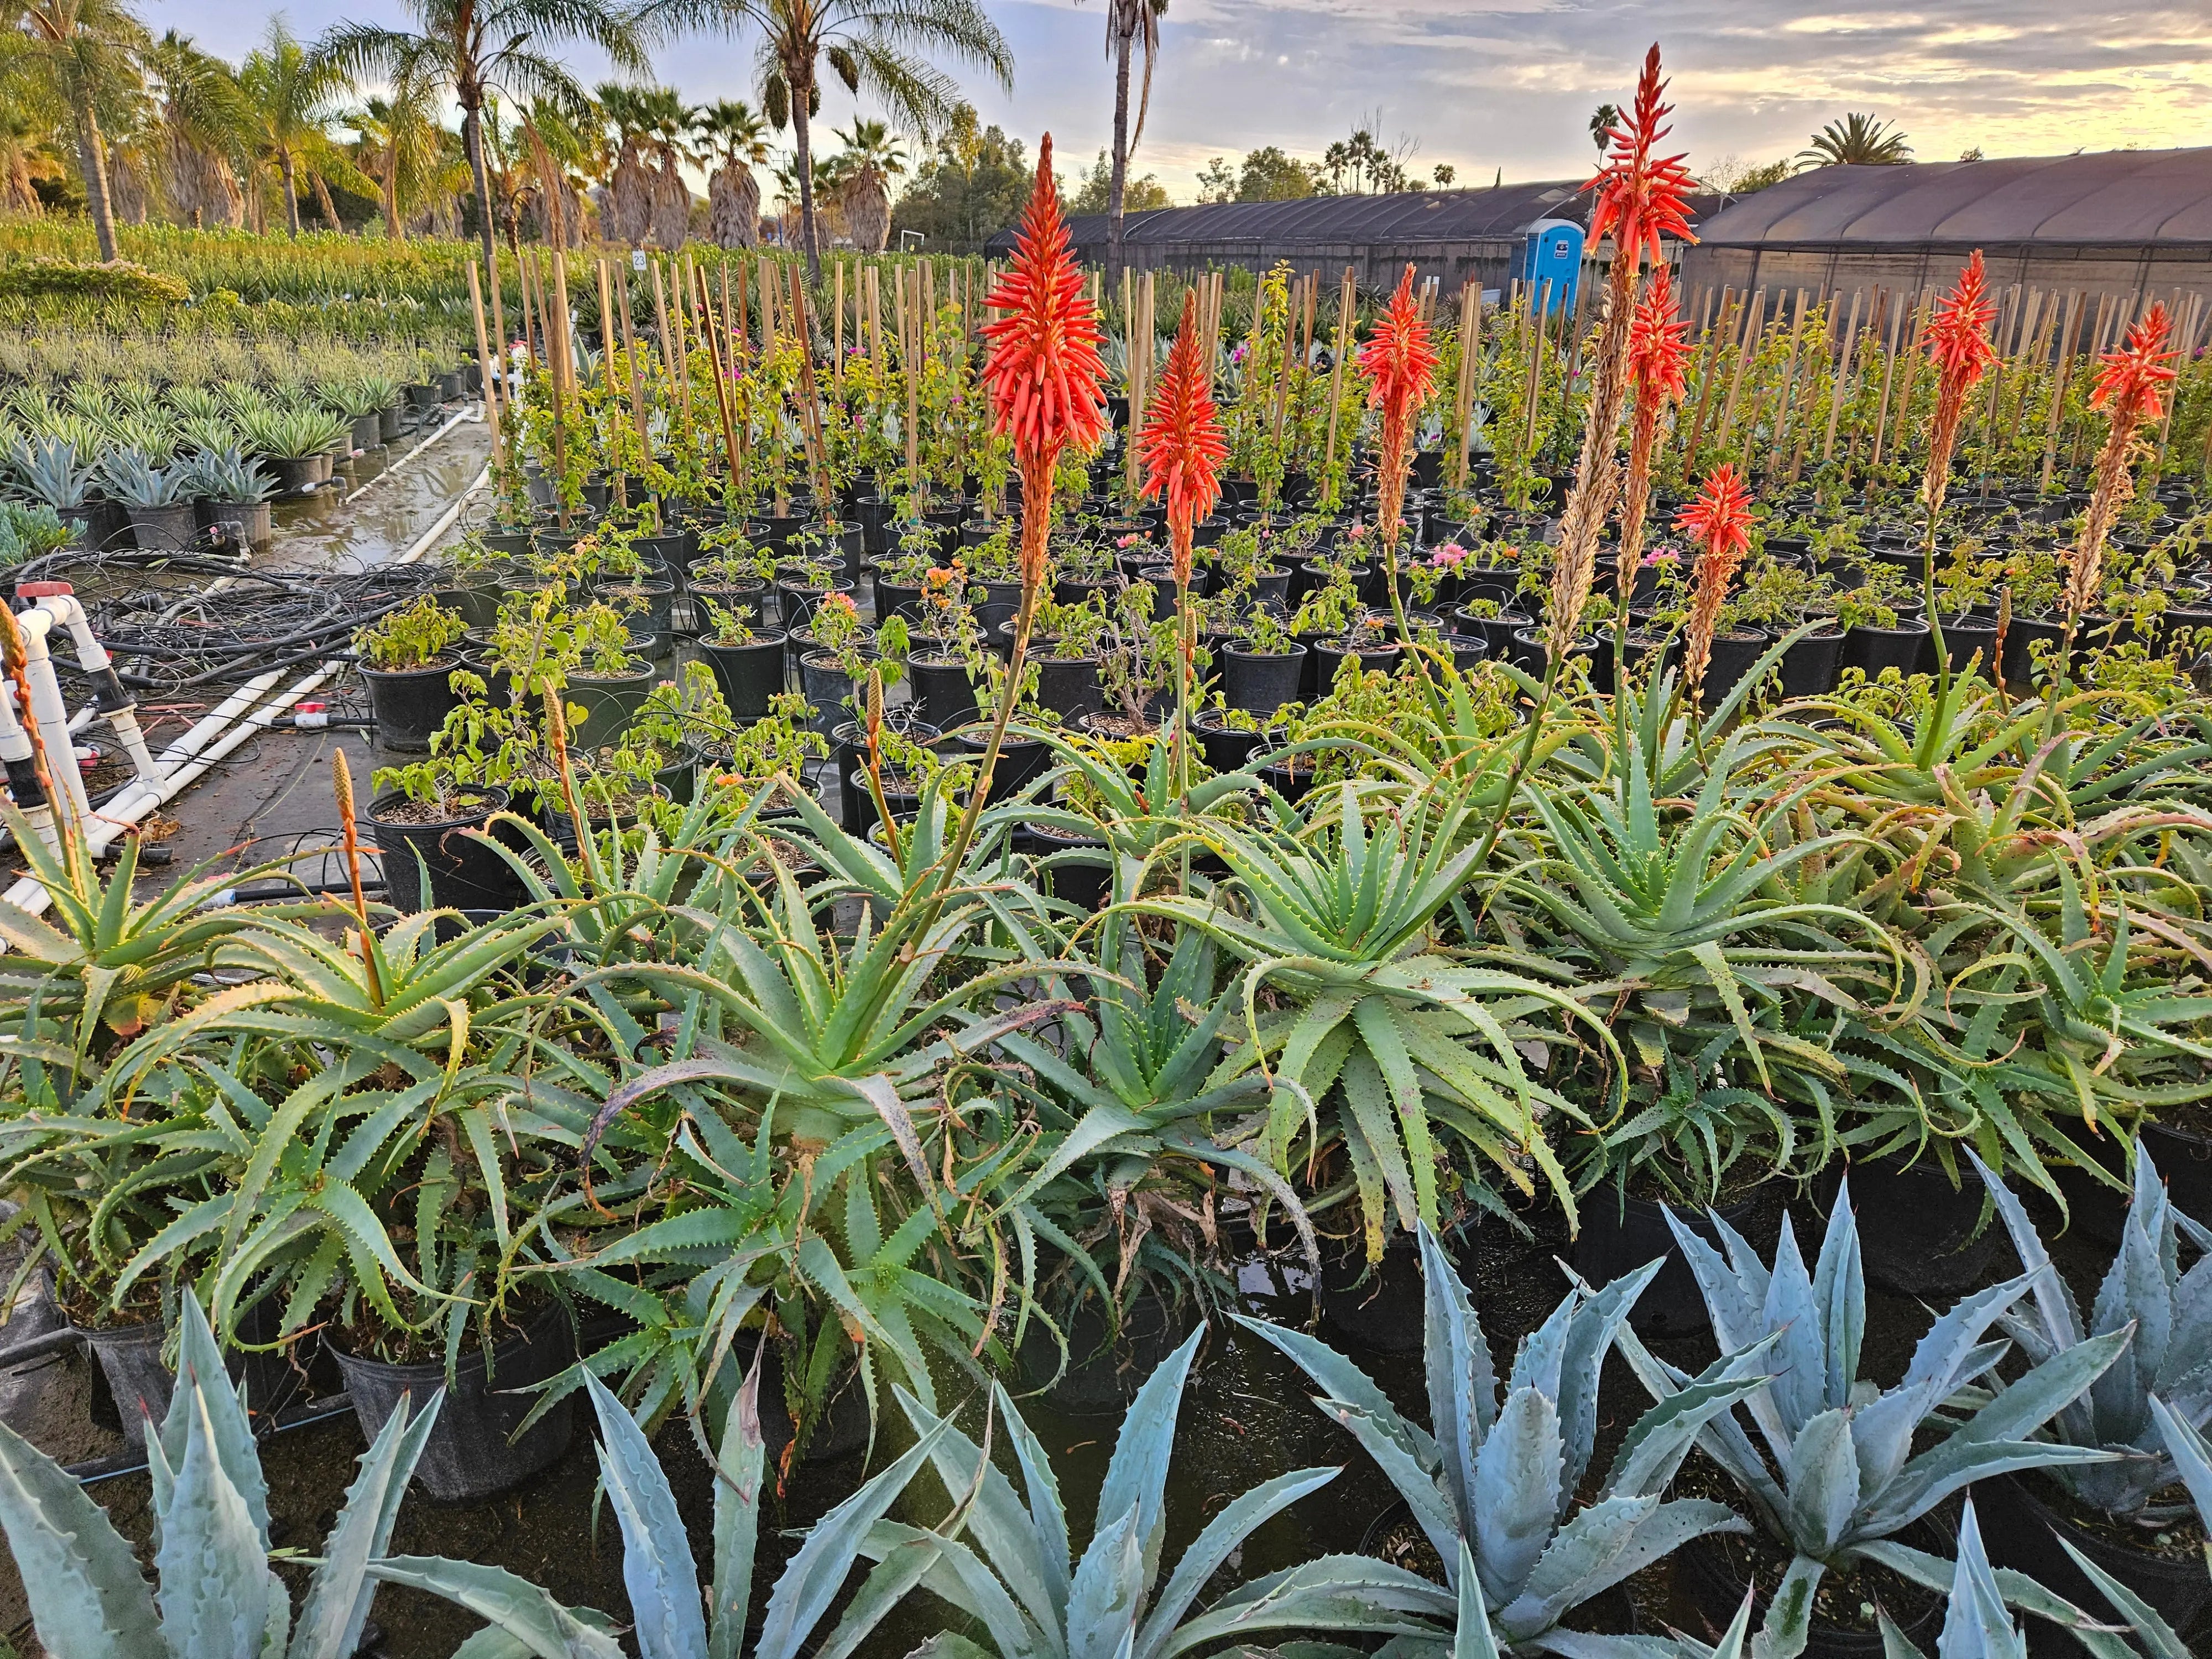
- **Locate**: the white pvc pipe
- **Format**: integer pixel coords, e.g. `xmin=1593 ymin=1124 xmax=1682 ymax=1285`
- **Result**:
xmin=343 ymin=405 xmax=479 ymax=502
xmin=2 ymin=463 xmax=491 ymax=914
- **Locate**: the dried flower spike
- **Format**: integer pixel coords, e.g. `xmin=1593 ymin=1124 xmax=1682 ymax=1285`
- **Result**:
xmin=2063 ymin=302 xmax=2177 ymax=644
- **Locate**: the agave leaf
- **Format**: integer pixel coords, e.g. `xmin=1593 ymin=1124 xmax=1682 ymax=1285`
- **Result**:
xmin=1094 ymin=1325 xmax=1203 ymax=1592
xmin=1166 ymin=1555 xmax=1455 ymax=1658
xmin=159 ymin=1296 xmax=269 ymax=1552
xmin=1418 ymin=1219 xmax=1496 ymax=1531
xmin=752 ymin=1415 xmax=954 ymax=1659
xmin=154 ymin=1384 xmax=272 ymax=1659
xmin=1933 ymin=1501 xmax=2026 ymax=1659
xmin=2147 ymin=1394 xmax=2212 ymax=1540
xmin=1452 ymin=1537 xmax=1499 ymax=1659
xmin=1781 ymin=1410 xmax=1858 ymax=1557
xmin=366 ymin=1559 xmax=624 ymax=1658
xmin=582 ymin=1371 xmax=707 ymax=1659
xmin=998 ymin=1380 xmax=1073 ymax=1625
xmin=1137 ymin=1465 xmax=1339 ymax=1659
xmin=0 ymin=1415 xmax=164 ymax=1658
xmin=1851 ymin=1540 xmax=2138 ymax=1659
xmin=288 ymin=1392 xmax=442 ymax=1659
xmin=1233 ymin=1314 xmax=1440 ymax=1467
xmin=1496 ymin=1496 xmax=1744 ymax=1642
xmin=891 ymin=1385 xmax=1063 ymax=1641
xmin=1308 ymin=1398 xmax=1463 ymax=1578
xmin=2052 ymin=1534 xmax=2192 ymax=1659
xmin=1472 ymin=1386 xmax=1563 ymax=1605
xmin=863 ymin=1520 xmax=1047 ymax=1659
xmin=1751 ymin=1553 xmax=1824 ymax=1659
xmin=1601 ymin=1344 xmax=1776 ymax=1500
xmin=1068 ymin=1498 xmax=1144 ymax=1659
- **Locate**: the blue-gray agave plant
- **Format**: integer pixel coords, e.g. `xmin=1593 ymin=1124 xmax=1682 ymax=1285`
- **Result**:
xmin=1619 ymin=1183 xmax=2132 ymax=1659
xmin=571 ymin=1364 xmax=957 ymax=1659
xmin=0 ymin=1296 xmax=602 ymax=1659
xmin=1873 ymin=1499 xmax=2022 ymax=1659
xmin=1237 ymin=1224 xmax=1770 ymax=1657
xmin=1972 ymin=1144 xmax=2212 ymax=1525
xmin=874 ymin=1326 xmax=1460 ymax=1659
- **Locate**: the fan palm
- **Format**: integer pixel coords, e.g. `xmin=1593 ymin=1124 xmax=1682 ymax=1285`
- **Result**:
xmin=6 ymin=0 xmax=150 ymax=260
xmin=237 ymin=18 xmax=355 ymax=234
xmin=831 ymin=116 xmax=904 ymax=250
xmin=697 ymin=96 xmax=769 ymax=246
xmin=1796 ymin=113 xmax=1910 ymax=169
xmin=643 ymin=0 xmax=1011 ymax=279
xmin=143 ymin=29 xmax=249 ymax=229
xmin=314 ymin=0 xmax=648 ymax=265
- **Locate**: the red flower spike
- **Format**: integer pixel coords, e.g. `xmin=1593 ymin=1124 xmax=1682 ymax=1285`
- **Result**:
xmin=1585 ymin=44 xmax=1699 ymax=267
xmin=1360 ymin=265 xmax=1439 ymax=429
xmin=1674 ymin=465 xmax=1754 ymax=566
xmin=1137 ymin=291 xmax=1228 ymax=585
xmin=2092 ymin=303 xmax=2178 ymax=426
xmin=980 ymin=134 xmax=1109 ymax=471
xmin=1626 ymin=264 xmax=1690 ymax=409
xmin=1924 ymin=249 xmax=1999 ymax=391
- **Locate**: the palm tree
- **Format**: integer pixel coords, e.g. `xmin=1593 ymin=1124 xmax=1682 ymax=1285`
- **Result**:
xmin=641 ymin=0 xmax=1011 ymax=280
xmin=1588 ymin=101 xmax=1618 ymax=155
xmin=1797 ymin=112 xmax=1911 ymax=170
xmin=639 ymin=83 xmax=697 ymax=247
xmin=144 ymin=29 xmax=246 ymax=227
xmin=830 ymin=115 xmax=902 ymax=251
xmin=7 ymin=0 xmax=150 ymax=260
xmin=349 ymin=61 xmax=446 ymax=238
xmin=1101 ymin=0 xmax=1164 ymax=289
xmin=696 ymin=96 xmax=767 ymax=247
xmin=314 ymin=0 xmax=647 ymax=267
xmin=237 ymin=18 xmax=352 ymax=233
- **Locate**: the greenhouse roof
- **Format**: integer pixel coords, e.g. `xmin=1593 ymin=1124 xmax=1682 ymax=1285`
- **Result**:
xmin=1695 ymin=148 xmax=2212 ymax=249
xmin=993 ymin=181 xmax=1615 ymax=254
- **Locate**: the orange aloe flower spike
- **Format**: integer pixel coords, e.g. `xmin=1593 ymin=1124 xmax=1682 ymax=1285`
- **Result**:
xmin=1585 ymin=44 xmax=1699 ymax=268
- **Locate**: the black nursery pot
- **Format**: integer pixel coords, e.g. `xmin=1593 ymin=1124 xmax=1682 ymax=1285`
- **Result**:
xmin=79 ymin=1319 xmax=171 ymax=1445
xmin=359 ymin=659 xmax=462 ymax=754
xmin=700 ymin=633 xmax=790 ymax=718
xmin=368 ymin=789 xmax=525 ymax=913
xmin=2054 ymin=1117 xmax=2212 ymax=1246
xmin=1572 ymin=1181 xmax=1788 ymax=1338
xmin=1700 ymin=630 xmax=1771 ymax=708
xmin=1937 ymin=612 xmax=2001 ymax=677
xmin=1036 ymin=655 xmax=1104 ymax=722
xmin=1314 ymin=637 xmax=1401 ymax=685
xmin=1780 ymin=626 xmax=1846 ymax=698
xmin=2002 ymin=615 xmax=2065 ymax=690
xmin=332 ymin=1304 xmax=576 ymax=1503
xmin=911 ymin=657 xmax=980 ymax=732
xmin=1974 ymin=1472 xmax=2212 ymax=1651
xmin=956 ymin=727 xmax=1053 ymax=802
xmin=1194 ymin=716 xmax=1265 ymax=775
xmin=567 ymin=658 xmax=658 ymax=750
xmin=1222 ymin=644 xmax=1307 ymax=718
xmin=1318 ymin=1232 xmax=1427 ymax=1355
xmin=1840 ymin=1155 xmax=2005 ymax=1298
xmin=1841 ymin=618 xmax=1932 ymax=679
xmin=1676 ymin=1525 xmax=1944 ymax=1659
xmin=1026 ymin=819 xmax=1110 ymax=913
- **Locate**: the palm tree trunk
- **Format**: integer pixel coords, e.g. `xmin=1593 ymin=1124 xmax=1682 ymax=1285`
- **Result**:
xmin=383 ymin=150 xmax=401 ymax=239
xmin=279 ymin=149 xmax=301 ymax=235
xmin=312 ymin=171 xmax=341 ymax=228
xmin=71 ymin=85 xmax=118 ymax=263
xmin=791 ymin=69 xmax=822 ymax=283
xmin=462 ymin=101 xmax=497 ymax=268
xmin=1107 ymin=19 xmax=1131 ymax=290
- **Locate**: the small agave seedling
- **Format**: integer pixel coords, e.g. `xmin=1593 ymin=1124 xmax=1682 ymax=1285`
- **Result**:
xmin=0 ymin=1296 xmax=602 ymax=1659
xmin=1621 ymin=1184 xmax=2132 ymax=1659
xmin=1972 ymin=1144 xmax=2212 ymax=1525
xmin=1872 ymin=1498 xmax=2021 ymax=1659
xmin=877 ymin=1326 xmax=1459 ymax=1659
xmin=1238 ymin=1223 xmax=1771 ymax=1657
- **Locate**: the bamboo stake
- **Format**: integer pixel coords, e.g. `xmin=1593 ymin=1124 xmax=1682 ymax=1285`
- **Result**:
xmin=1751 ymin=289 xmax=1809 ymax=474
xmin=542 ymin=251 xmax=572 ymax=530
xmin=785 ymin=261 xmax=837 ymax=517
xmin=465 ymin=258 xmax=503 ymax=467
xmin=2153 ymin=293 xmax=2203 ymax=473
xmin=1322 ymin=266 xmax=1354 ymax=503
xmin=2003 ymin=292 xmax=2059 ymax=459
xmin=832 ymin=259 xmax=845 ymax=389
xmin=1681 ymin=288 xmax=1736 ymax=467
xmin=1452 ymin=278 xmax=1480 ymax=491
xmin=614 ymin=262 xmax=650 ymax=492
xmin=1712 ymin=287 xmax=1765 ymax=456
xmin=688 ymin=264 xmax=741 ymax=488
xmin=1820 ymin=288 xmax=1864 ymax=463
xmin=2040 ymin=290 xmax=2085 ymax=492
xmin=903 ymin=267 xmax=921 ymax=500
xmin=1521 ymin=280 xmax=1550 ymax=460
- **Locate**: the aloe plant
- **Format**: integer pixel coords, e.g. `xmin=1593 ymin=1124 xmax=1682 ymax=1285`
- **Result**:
xmin=1973 ymin=1143 xmax=2212 ymax=1525
xmin=1618 ymin=1185 xmax=2132 ymax=1658
xmin=0 ymin=1295 xmax=574 ymax=1659
xmin=1238 ymin=1223 xmax=1766 ymax=1656
xmin=875 ymin=1326 xmax=1459 ymax=1659
xmin=1148 ymin=776 xmax=1620 ymax=1256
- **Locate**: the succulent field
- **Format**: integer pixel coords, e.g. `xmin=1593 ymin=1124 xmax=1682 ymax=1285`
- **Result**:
xmin=1 ymin=47 xmax=2210 ymax=1659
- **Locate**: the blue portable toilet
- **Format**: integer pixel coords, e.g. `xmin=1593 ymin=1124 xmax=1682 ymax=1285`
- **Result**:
xmin=1519 ymin=217 xmax=1583 ymax=312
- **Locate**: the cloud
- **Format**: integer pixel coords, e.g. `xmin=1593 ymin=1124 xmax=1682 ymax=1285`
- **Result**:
xmin=149 ymin=0 xmax=2212 ymax=199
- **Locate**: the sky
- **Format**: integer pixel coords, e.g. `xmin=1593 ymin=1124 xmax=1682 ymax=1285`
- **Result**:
xmin=146 ymin=0 xmax=2212 ymax=199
